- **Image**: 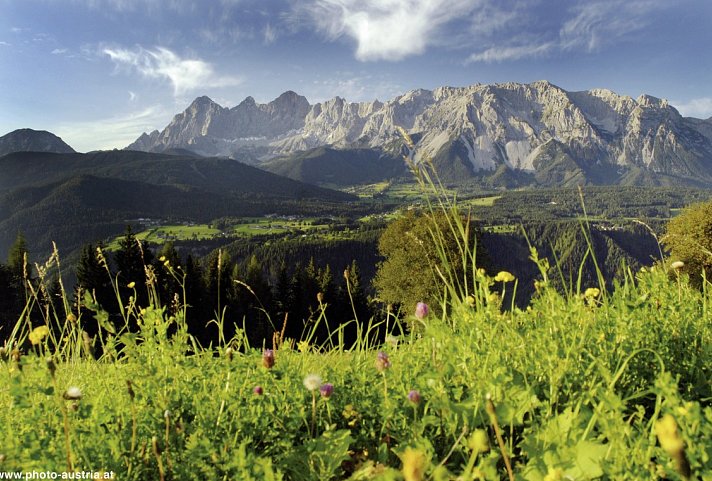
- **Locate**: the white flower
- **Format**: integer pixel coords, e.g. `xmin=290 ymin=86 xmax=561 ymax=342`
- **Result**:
xmin=671 ymin=261 xmax=685 ymax=270
xmin=303 ymin=374 xmax=322 ymax=391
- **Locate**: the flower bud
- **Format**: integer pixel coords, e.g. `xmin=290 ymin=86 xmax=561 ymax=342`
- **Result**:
xmin=375 ymin=351 xmax=391 ymax=372
xmin=319 ymin=383 xmax=334 ymax=398
xmin=262 ymin=349 xmax=275 ymax=369
xmin=407 ymin=390 xmax=421 ymax=404
xmin=415 ymin=302 xmax=429 ymax=320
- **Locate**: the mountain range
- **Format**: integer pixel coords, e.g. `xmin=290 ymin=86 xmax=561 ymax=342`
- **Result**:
xmin=129 ymin=81 xmax=712 ymax=187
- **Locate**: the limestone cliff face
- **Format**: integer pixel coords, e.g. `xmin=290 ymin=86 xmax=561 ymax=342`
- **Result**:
xmin=128 ymin=81 xmax=712 ymax=183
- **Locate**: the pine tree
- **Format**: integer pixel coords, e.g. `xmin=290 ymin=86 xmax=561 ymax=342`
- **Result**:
xmin=7 ymin=231 xmax=29 ymax=280
xmin=76 ymin=242 xmax=116 ymax=322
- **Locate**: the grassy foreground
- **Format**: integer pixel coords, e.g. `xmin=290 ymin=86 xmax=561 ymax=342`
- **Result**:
xmin=1 ymin=259 xmax=710 ymax=480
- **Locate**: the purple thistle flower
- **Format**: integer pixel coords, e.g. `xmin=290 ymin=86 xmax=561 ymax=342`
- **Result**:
xmin=319 ymin=383 xmax=334 ymax=398
xmin=407 ymin=390 xmax=421 ymax=404
xmin=253 ymin=386 xmax=264 ymax=396
xmin=262 ymin=349 xmax=275 ymax=369
xmin=375 ymin=351 xmax=391 ymax=372
xmin=415 ymin=302 xmax=429 ymax=320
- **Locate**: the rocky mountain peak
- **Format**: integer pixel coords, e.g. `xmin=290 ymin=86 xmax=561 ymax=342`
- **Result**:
xmin=126 ymin=81 xmax=712 ymax=186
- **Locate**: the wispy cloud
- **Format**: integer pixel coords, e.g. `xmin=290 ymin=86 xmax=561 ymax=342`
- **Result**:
xmin=0 ymin=41 xmax=10 ymax=47
xmin=467 ymin=42 xmax=553 ymax=63
xmin=463 ymin=0 xmax=670 ymax=63
xmin=103 ymin=45 xmax=242 ymax=96
xmin=51 ymin=48 xmax=68 ymax=55
xmin=299 ymin=0 xmax=478 ymax=61
xmin=263 ymin=23 xmax=278 ymax=45
xmin=672 ymin=98 xmax=712 ymax=119
xmin=559 ymin=1 xmax=660 ymax=52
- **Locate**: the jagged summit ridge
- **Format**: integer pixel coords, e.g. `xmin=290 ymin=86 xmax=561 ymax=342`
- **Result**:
xmin=127 ymin=81 xmax=712 ymax=184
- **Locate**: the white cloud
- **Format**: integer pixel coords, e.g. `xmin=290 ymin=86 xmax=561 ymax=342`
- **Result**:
xmin=467 ymin=42 xmax=553 ymax=63
xmin=0 ymin=41 xmax=10 ymax=47
xmin=672 ymin=98 xmax=712 ymax=119
xmin=300 ymin=0 xmax=478 ymax=61
xmin=51 ymin=48 xmax=68 ymax=55
xmin=103 ymin=46 xmax=242 ymax=96
xmin=55 ymin=106 xmax=171 ymax=152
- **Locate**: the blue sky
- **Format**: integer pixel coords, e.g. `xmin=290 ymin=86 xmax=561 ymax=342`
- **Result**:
xmin=1 ymin=0 xmax=711 ymax=152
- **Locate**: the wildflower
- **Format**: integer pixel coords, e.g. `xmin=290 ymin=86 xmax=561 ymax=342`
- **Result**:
xmin=671 ymin=260 xmax=685 ymax=270
xmin=400 ymin=447 xmax=427 ymax=481
xmin=262 ymin=349 xmax=275 ymax=369
xmin=66 ymin=313 xmax=77 ymax=324
xmin=316 ymin=292 xmax=324 ymax=303
xmin=375 ymin=351 xmax=391 ymax=372
xmin=253 ymin=386 xmax=264 ymax=396
xmin=64 ymin=386 xmax=82 ymax=400
xmin=127 ymin=281 xmax=136 ymax=289
xmin=655 ymin=414 xmax=692 ymax=480
xmin=164 ymin=409 xmax=171 ymax=419
xmin=467 ymin=429 xmax=489 ymax=454
xmin=655 ymin=414 xmax=684 ymax=456
xmin=407 ymin=390 xmax=421 ymax=405
xmin=303 ymin=374 xmax=322 ymax=391
xmin=343 ymin=404 xmax=360 ymax=427
xmin=319 ymin=383 xmax=334 ymax=399
xmin=414 ymin=302 xmax=429 ymax=320
xmin=465 ymin=295 xmax=475 ymax=307
xmin=584 ymin=287 xmax=600 ymax=299
xmin=29 ymin=325 xmax=50 ymax=345
xmin=494 ymin=271 xmax=515 ymax=283
xmin=225 ymin=347 xmax=233 ymax=361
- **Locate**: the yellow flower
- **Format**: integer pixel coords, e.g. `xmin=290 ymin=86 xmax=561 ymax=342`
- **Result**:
xmin=467 ymin=429 xmax=489 ymax=454
xmin=400 ymin=447 xmax=427 ymax=481
xmin=655 ymin=414 xmax=684 ymax=456
xmin=584 ymin=287 xmax=600 ymax=299
xmin=494 ymin=271 xmax=515 ymax=283
xmin=127 ymin=281 xmax=136 ymax=289
xmin=29 ymin=325 xmax=50 ymax=345
xmin=465 ymin=295 xmax=476 ymax=307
